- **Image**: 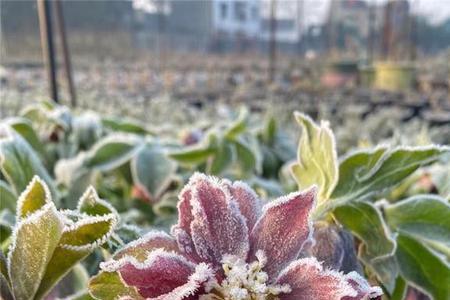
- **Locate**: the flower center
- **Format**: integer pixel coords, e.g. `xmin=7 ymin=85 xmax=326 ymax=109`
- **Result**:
xmin=203 ymin=250 xmax=291 ymax=300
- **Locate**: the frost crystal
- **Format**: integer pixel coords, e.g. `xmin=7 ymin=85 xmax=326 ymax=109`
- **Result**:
xmin=90 ymin=173 xmax=381 ymax=300
xmin=205 ymin=251 xmax=291 ymax=300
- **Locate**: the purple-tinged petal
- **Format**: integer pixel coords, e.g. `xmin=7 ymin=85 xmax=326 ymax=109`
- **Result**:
xmin=277 ymin=257 xmax=357 ymax=300
xmin=189 ymin=173 xmax=249 ymax=267
xmin=343 ymin=272 xmax=383 ymax=300
xmin=224 ymin=180 xmax=262 ymax=232
xmin=175 ymin=186 xmax=195 ymax=234
xmin=249 ymin=187 xmax=316 ymax=278
xmin=100 ymin=249 xmax=206 ymax=299
xmin=114 ymin=231 xmax=180 ymax=261
xmin=171 ymin=176 xmax=201 ymax=261
xmin=149 ymin=263 xmax=215 ymax=300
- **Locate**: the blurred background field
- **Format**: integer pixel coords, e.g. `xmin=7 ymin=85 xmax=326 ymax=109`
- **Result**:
xmin=1 ymin=0 xmax=449 ymax=149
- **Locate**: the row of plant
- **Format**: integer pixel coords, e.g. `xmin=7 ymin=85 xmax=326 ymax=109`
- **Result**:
xmin=0 ymin=101 xmax=449 ymax=299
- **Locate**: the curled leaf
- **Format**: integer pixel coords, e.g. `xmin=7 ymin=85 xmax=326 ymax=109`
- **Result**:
xmin=291 ymin=112 xmax=338 ymax=203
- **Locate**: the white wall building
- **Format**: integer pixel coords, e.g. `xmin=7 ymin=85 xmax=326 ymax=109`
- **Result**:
xmin=211 ymin=0 xmax=302 ymax=43
xmin=259 ymin=0 xmax=303 ymax=43
xmin=212 ymin=0 xmax=260 ymax=38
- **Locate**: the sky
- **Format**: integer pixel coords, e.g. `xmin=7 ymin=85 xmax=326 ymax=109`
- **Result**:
xmin=303 ymin=0 xmax=450 ymax=26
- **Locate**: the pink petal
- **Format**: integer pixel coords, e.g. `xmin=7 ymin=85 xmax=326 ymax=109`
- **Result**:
xmin=114 ymin=231 xmax=180 ymax=261
xmin=249 ymin=187 xmax=316 ymax=278
xmin=149 ymin=263 xmax=215 ymax=300
xmin=102 ymin=249 xmax=200 ymax=299
xmin=224 ymin=180 xmax=262 ymax=232
xmin=343 ymin=272 xmax=383 ymax=300
xmin=175 ymin=186 xmax=195 ymax=235
xmin=189 ymin=173 xmax=249 ymax=266
xmin=277 ymin=257 xmax=357 ymax=300
xmin=171 ymin=176 xmax=201 ymax=261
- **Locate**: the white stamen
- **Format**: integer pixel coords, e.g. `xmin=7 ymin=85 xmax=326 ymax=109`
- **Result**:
xmin=206 ymin=251 xmax=291 ymax=300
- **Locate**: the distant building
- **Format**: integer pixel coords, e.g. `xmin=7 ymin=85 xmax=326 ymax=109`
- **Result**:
xmin=326 ymin=0 xmax=369 ymax=55
xmin=133 ymin=0 xmax=303 ymax=52
xmin=259 ymin=0 xmax=302 ymax=44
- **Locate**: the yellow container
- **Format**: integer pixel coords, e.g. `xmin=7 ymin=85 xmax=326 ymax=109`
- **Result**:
xmin=374 ymin=62 xmax=415 ymax=92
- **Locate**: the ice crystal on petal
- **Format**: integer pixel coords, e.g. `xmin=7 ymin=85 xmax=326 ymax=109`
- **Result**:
xmin=90 ymin=173 xmax=382 ymax=300
xmin=189 ymin=173 xmax=249 ymax=265
xmin=206 ymin=250 xmax=291 ymax=300
xmin=276 ymin=257 xmax=358 ymax=300
xmin=249 ymin=187 xmax=316 ymax=277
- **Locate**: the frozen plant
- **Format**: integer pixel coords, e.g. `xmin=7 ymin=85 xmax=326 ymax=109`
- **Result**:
xmin=90 ymin=173 xmax=381 ymax=300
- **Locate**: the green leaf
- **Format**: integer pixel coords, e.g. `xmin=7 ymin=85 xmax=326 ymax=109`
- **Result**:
xmin=291 ymin=112 xmax=338 ymax=203
xmin=77 ymin=187 xmax=116 ymax=216
xmin=7 ymin=118 xmax=47 ymax=163
xmin=35 ymin=213 xmax=117 ymax=300
xmin=209 ymin=140 xmax=234 ymax=175
xmin=396 ymin=234 xmax=450 ymax=300
xmin=0 ymin=211 xmax=14 ymax=246
xmin=334 ymin=201 xmax=396 ymax=258
xmin=8 ymin=203 xmax=63 ymax=300
xmin=384 ymin=195 xmax=450 ymax=245
xmin=333 ymin=201 xmax=397 ymax=292
xmin=390 ymin=277 xmax=407 ymax=300
xmin=84 ymin=134 xmax=143 ymax=172
xmin=89 ymin=271 xmax=143 ymax=300
xmin=130 ymin=143 xmax=177 ymax=201
xmin=169 ymin=147 xmax=215 ymax=164
xmin=225 ymin=107 xmax=249 ymax=140
xmin=16 ymin=176 xmax=51 ymax=220
xmin=102 ymin=117 xmax=153 ymax=135
xmin=331 ymin=145 xmax=448 ymax=202
xmin=234 ymin=134 xmax=262 ymax=175
xmin=1 ymin=271 xmax=13 ymax=300
xmin=261 ymin=116 xmax=277 ymax=145
xmin=64 ymin=290 xmax=96 ymax=300
xmin=0 ymin=180 xmax=16 ymax=213
xmin=0 ymin=127 xmax=57 ymax=200
xmin=0 ymin=250 xmax=12 ymax=300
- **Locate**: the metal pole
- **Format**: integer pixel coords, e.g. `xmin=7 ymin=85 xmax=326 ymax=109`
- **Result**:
xmin=268 ymin=0 xmax=277 ymax=83
xmin=53 ymin=0 xmax=77 ymax=107
xmin=37 ymin=0 xmax=58 ymax=103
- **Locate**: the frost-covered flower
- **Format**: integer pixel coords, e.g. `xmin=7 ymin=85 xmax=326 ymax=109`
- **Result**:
xmin=100 ymin=173 xmax=382 ymax=300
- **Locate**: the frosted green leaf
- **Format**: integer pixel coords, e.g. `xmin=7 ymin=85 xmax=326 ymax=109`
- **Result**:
xmin=77 ymin=187 xmax=117 ymax=216
xmin=209 ymin=139 xmax=234 ymax=175
xmin=89 ymin=271 xmax=143 ymax=300
xmin=225 ymin=107 xmax=249 ymax=140
xmin=130 ymin=143 xmax=177 ymax=201
xmin=291 ymin=112 xmax=338 ymax=203
xmin=333 ymin=201 xmax=397 ymax=292
xmin=396 ymin=234 xmax=450 ymax=300
xmin=7 ymin=203 xmax=63 ymax=300
xmin=35 ymin=214 xmax=117 ymax=300
xmin=331 ymin=145 xmax=448 ymax=201
xmin=7 ymin=118 xmax=47 ymax=163
xmin=384 ymin=195 xmax=450 ymax=245
xmin=84 ymin=134 xmax=143 ymax=172
xmin=0 ymin=126 xmax=57 ymax=200
xmin=16 ymin=176 xmax=51 ymax=220
xmin=234 ymin=134 xmax=262 ymax=174
xmin=102 ymin=117 xmax=153 ymax=135
xmin=0 ymin=180 xmax=16 ymax=213
xmin=169 ymin=133 xmax=217 ymax=165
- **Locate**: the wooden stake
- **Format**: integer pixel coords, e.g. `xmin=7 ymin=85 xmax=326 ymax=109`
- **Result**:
xmin=53 ymin=0 xmax=77 ymax=107
xmin=37 ymin=0 xmax=58 ymax=103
